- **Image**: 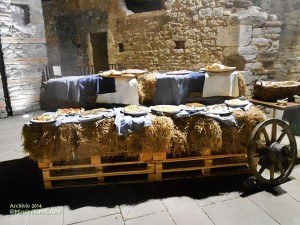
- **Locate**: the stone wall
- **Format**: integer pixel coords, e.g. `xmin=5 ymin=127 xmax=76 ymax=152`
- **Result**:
xmin=251 ymin=0 xmax=300 ymax=81
xmin=105 ymin=0 xmax=283 ymax=87
xmin=0 ymin=0 xmax=48 ymax=117
xmin=41 ymin=0 xmax=299 ymax=86
xmin=42 ymin=0 xmax=108 ymax=76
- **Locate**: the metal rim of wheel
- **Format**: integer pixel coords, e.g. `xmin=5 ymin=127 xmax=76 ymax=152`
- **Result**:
xmin=247 ymin=119 xmax=297 ymax=186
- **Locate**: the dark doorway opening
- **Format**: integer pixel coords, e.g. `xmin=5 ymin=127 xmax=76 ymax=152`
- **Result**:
xmin=90 ymin=32 xmax=109 ymax=73
xmin=125 ymin=0 xmax=163 ymax=13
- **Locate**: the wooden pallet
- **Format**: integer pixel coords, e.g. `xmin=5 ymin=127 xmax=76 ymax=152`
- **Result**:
xmin=152 ymin=152 xmax=249 ymax=181
xmin=38 ymin=152 xmax=249 ymax=189
xmin=38 ymin=153 xmax=155 ymax=189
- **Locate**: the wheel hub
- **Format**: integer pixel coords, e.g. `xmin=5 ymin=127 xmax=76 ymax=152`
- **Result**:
xmin=270 ymin=142 xmax=290 ymax=161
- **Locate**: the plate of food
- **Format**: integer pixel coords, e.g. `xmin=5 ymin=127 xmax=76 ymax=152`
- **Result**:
xmin=166 ymin=70 xmax=192 ymax=75
xmin=99 ymin=70 xmax=122 ymax=77
xmin=56 ymin=108 xmax=83 ymax=116
xmin=201 ymin=63 xmax=236 ymax=73
xmin=31 ymin=114 xmax=56 ymax=123
xmin=80 ymin=108 xmax=110 ymax=118
xmin=151 ymin=105 xmax=181 ymax=114
xmin=182 ymin=103 xmax=205 ymax=111
xmin=121 ymin=69 xmax=147 ymax=74
xmin=122 ymin=105 xmax=149 ymax=117
xmin=205 ymin=104 xmax=233 ymax=115
xmin=224 ymin=99 xmax=250 ymax=108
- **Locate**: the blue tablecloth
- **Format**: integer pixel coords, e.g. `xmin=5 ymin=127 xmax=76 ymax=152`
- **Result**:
xmin=40 ymin=75 xmax=116 ymax=110
xmin=153 ymin=72 xmax=205 ymax=105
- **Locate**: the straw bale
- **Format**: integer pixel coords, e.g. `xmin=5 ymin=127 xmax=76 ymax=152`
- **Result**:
xmin=137 ymin=72 xmax=157 ymax=104
xmin=141 ymin=114 xmax=174 ymax=153
xmin=22 ymin=106 xmax=265 ymax=161
xmin=22 ymin=123 xmax=78 ymax=161
xmin=220 ymin=106 xmax=266 ymax=154
xmin=173 ymin=116 xmax=222 ymax=155
xmin=75 ymin=121 xmax=101 ymax=159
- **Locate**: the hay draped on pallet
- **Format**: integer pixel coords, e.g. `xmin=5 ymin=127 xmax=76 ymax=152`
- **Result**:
xmin=22 ymin=106 xmax=265 ymax=162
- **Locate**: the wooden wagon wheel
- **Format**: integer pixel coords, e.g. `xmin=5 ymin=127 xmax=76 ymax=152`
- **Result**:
xmin=247 ymin=119 xmax=297 ymax=186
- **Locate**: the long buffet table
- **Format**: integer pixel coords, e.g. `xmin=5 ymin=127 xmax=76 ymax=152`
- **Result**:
xmin=23 ymin=101 xmax=266 ymax=188
xmin=40 ymin=71 xmax=242 ymax=110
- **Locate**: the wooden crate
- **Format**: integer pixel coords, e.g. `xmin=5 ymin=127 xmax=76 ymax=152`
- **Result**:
xmin=38 ymin=152 xmax=249 ymax=189
xmin=38 ymin=153 xmax=155 ymax=189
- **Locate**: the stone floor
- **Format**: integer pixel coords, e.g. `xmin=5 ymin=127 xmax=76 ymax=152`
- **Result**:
xmin=1 ymin=110 xmax=300 ymax=225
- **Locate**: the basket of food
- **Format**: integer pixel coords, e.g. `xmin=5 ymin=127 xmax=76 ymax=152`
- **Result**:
xmin=252 ymin=79 xmax=300 ymax=102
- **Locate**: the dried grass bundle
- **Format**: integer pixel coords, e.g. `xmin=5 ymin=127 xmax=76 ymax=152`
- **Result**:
xmin=137 ymin=72 xmax=157 ymax=104
xmin=173 ymin=116 xmax=222 ymax=155
xmin=141 ymin=114 xmax=174 ymax=153
xmin=75 ymin=122 xmax=100 ymax=159
xmin=220 ymin=106 xmax=266 ymax=154
xmin=22 ymin=123 xmax=77 ymax=161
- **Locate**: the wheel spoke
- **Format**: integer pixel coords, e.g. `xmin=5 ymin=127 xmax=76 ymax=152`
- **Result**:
xmin=261 ymin=128 xmax=271 ymax=145
xmin=277 ymin=161 xmax=285 ymax=175
xmin=270 ymin=162 xmax=275 ymax=180
xmin=271 ymin=122 xmax=277 ymax=142
xmin=258 ymin=166 xmax=266 ymax=174
xmin=276 ymin=131 xmax=286 ymax=143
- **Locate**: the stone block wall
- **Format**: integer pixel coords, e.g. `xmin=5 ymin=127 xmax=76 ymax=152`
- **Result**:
xmin=105 ymin=0 xmax=283 ymax=87
xmin=0 ymin=0 xmax=48 ymax=117
xmin=42 ymin=0 xmax=300 ymax=86
xmin=42 ymin=0 xmax=108 ymax=76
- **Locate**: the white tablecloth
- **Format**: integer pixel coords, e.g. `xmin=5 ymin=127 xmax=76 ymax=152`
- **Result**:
xmin=202 ymin=71 xmax=239 ymax=97
xmin=96 ymin=77 xmax=139 ymax=105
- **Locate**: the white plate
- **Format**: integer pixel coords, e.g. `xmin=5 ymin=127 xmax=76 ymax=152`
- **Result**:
xmin=181 ymin=106 xmax=205 ymax=111
xmin=224 ymin=100 xmax=250 ymax=108
xmin=122 ymin=110 xmax=148 ymax=117
xmin=166 ymin=70 xmax=192 ymax=75
xmin=31 ymin=118 xmax=56 ymax=123
xmin=151 ymin=105 xmax=181 ymax=114
xmin=121 ymin=69 xmax=147 ymax=74
xmin=201 ymin=67 xmax=236 ymax=73
xmin=205 ymin=106 xmax=233 ymax=115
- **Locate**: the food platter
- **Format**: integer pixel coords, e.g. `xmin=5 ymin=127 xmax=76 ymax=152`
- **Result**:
xmin=201 ymin=63 xmax=236 ymax=73
xmin=151 ymin=105 xmax=181 ymax=114
xmin=122 ymin=105 xmax=149 ymax=117
xmin=56 ymin=108 xmax=82 ymax=116
xmin=122 ymin=111 xmax=148 ymax=117
xmin=201 ymin=67 xmax=236 ymax=73
xmin=31 ymin=114 xmax=56 ymax=123
xmin=166 ymin=70 xmax=192 ymax=75
xmin=205 ymin=104 xmax=233 ymax=115
xmin=181 ymin=106 xmax=205 ymax=111
xmin=224 ymin=99 xmax=250 ymax=108
xmin=185 ymin=103 xmax=204 ymax=107
xmin=121 ymin=69 xmax=147 ymax=74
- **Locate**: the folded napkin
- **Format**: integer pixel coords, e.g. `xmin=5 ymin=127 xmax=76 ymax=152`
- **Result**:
xmin=114 ymin=110 xmax=152 ymax=136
